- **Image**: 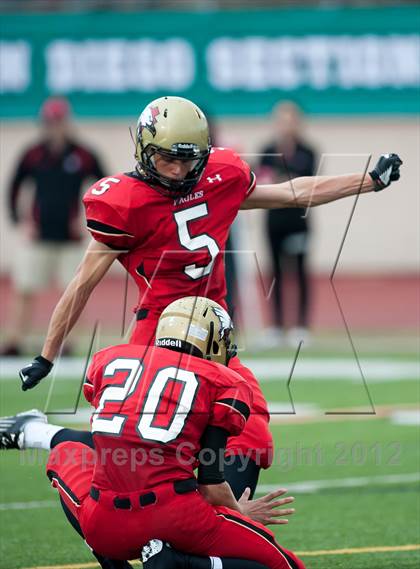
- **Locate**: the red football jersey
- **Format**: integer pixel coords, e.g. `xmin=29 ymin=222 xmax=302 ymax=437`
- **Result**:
xmin=84 ymin=343 xmax=253 ymax=492
xmin=83 ymin=147 xmax=256 ymax=316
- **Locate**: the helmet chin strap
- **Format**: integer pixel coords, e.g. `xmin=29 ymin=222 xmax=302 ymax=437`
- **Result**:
xmin=135 ymin=167 xmax=193 ymax=199
xmin=135 ymin=138 xmax=209 ymax=198
xmin=144 ymin=161 xmax=197 ymax=198
xmin=135 ymin=163 xmax=146 ymax=177
xmin=227 ymin=342 xmax=238 ymax=364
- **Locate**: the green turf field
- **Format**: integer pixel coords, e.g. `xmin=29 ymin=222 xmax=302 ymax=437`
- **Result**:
xmin=1 ymin=342 xmax=419 ymax=569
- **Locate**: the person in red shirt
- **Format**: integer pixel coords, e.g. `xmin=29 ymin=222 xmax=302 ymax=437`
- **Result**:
xmin=3 ymin=297 xmax=303 ymax=569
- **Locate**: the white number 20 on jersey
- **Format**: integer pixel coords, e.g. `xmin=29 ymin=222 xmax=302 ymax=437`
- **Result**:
xmin=91 ymin=358 xmax=199 ymax=444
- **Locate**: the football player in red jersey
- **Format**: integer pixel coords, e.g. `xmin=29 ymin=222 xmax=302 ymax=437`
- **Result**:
xmin=5 ymin=297 xmax=304 ymax=569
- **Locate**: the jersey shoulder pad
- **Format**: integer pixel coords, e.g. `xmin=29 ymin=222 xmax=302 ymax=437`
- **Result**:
xmin=83 ymin=173 xmax=139 ymax=209
xmin=203 ymin=360 xmax=252 ymax=399
xmin=83 ymin=174 xmax=142 ymax=249
xmin=208 ymin=147 xmax=247 ymax=169
xmin=207 ymin=147 xmax=256 ymax=198
xmin=84 ymin=345 xmax=119 ymax=404
xmin=206 ymin=362 xmax=252 ymax=436
xmin=90 ymin=342 xmax=133 ymax=365
xmin=86 ymin=343 xmax=133 ymax=380
xmin=205 ymin=360 xmax=245 ymax=386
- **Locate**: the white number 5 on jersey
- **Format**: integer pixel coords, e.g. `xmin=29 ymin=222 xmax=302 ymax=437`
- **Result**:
xmin=92 ymin=177 xmax=120 ymax=195
xmin=174 ymin=203 xmax=220 ymax=280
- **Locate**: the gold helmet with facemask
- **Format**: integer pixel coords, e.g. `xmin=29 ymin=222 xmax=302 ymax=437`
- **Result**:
xmin=155 ymin=296 xmax=237 ymax=366
xmin=135 ymin=96 xmax=211 ymax=198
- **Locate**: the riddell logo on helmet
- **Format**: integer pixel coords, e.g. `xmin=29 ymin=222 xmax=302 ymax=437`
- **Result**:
xmin=156 ymin=338 xmax=182 ymax=348
xmin=176 ymin=143 xmax=195 ymax=149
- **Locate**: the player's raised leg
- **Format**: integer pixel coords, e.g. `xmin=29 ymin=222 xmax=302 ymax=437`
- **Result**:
xmin=0 ymin=409 xmax=58 ymax=449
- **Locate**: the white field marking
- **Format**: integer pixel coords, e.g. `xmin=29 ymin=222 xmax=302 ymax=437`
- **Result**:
xmin=19 ymin=545 xmax=420 ymax=569
xmin=0 ymin=358 xmax=88 ymax=379
xmin=1 ymin=357 xmax=419 ymax=382
xmin=3 ymin=472 xmax=418 ymax=514
xmin=246 ymin=358 xmax=420 ymax=382
xmin=268 ymin=402 xmax=320 ymax=416
xmin=22 ymin=564 xmax=100 ymax=569
xmin=47 ymin=408 xmax=92 ymax=424
xmin=0 ymin=500 xmax=58 ymax=511
xmin=296 ymin=544 xmax=420 ymax=556
xmin=391 ymin=409 xmax=420 ymax=426
xmin=256 ymin=472 xmax=420 ymax=495
xmin=269 ymin=403 xmax=420 ymax=424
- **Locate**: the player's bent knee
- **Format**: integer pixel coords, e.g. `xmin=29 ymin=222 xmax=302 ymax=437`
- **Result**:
xmin=50 ymin=428 xmax=94 ymax=449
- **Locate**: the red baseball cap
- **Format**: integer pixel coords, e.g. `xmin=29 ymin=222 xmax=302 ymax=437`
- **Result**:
xmin=40 ymin=97 xmax=71 ymax=121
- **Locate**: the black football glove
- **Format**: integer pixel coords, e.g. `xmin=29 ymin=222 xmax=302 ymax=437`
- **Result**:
xmin=19 ymin=356 xmax=53 ymax=391
xmin=369 ymin=153 xmax=403 ymax=191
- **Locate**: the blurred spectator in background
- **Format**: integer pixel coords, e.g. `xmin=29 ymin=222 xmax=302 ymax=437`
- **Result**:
xmin=257 ymin=101 xmax=316 ymax=348
xmin=2 ymin=97 xmax=106 ymax=356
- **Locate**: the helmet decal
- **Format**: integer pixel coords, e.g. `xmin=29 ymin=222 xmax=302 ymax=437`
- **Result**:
xmin=212 ymin=306 xmax=233 ymax=341
xmin=138 ymin=105 xmax=160 ymax=137
xmin=187 ymin=323 xmax=209 ymax=341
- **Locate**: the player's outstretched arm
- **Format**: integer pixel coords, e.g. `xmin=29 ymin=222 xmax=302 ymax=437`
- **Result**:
xmin=19 ymin=239 xmax=120 ymax=391
xmin=241 ymin=153 xmax=403 ymax=210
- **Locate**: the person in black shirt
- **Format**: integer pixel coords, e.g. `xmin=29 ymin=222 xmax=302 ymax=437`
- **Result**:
xmin=257 ymin=102 xmax=316 ymax=347
xmin=2 ymin=97 xmax=106 ymax=356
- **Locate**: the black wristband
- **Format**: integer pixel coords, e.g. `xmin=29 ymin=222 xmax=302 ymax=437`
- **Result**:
xmin=369 ymin=171 xmax=384 ymax=192
xmin=34 ymin=355 xmax=53 ymax=370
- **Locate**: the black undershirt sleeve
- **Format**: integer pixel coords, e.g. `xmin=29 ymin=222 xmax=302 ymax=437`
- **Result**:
xmin=197 ymin=425 xmax=229 ymax=485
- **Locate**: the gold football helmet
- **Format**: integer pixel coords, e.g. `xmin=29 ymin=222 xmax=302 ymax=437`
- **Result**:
xmin=135 ymin=96 xmax=211 ymax=197
xmin=155 ymin=296 xmax=237 ymax=366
